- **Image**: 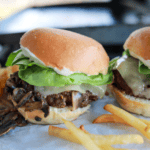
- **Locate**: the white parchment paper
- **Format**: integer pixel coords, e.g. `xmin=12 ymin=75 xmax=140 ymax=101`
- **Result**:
xmin=1 ymin=96 xmax=150 ymax=150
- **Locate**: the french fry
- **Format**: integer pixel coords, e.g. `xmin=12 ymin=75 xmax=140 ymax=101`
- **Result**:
xmin=61 ymin=118 xmax=101 ymax=150
xmin=49 ymin=126 xmax=119 ymax=150
xmin=93 ymin=114 xmax=150 ymax=126
xmin=49 ymin=125 xmax=80 ymax=144
xmin=104 ymin=104 xmax=150 ymax=139
xmin=48 ymin=126 xmax=143 ymax=145
xmin=93 ymin=114 xmax=130 ymax=125
xmin=89 ymin=134 xmax=143 ymax=145
xmin=100 ymin=145 xmax=131 ymax=150
xmin=145 ymin=125 xmax=150 ymax=134
xmin=141 ymin=119 xmax=150 ymax=125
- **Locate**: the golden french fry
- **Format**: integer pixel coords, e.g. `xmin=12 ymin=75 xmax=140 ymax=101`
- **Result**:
xmin=93 ymin=114 xmax=130 ymax=125
xmin=49 ymin=125 xmax=80 ymax=144
xmin=48 ymin=126 xmax=143 ymax=145
xmin=93 ymin=114 xmax=150 ymax=127
xmin=89 ymin=134 xmax=143 ymax=145
xmin=145 ymin=125 xmax=150 ymax=134
xmin=104 ymin=104 xmax=150 ymax=139
xmin=100 ymin=145 xmax=117 ymax=150
xmin=142 ymin=119 xmax=150 ymax=125
xmin=61 ymin=118 xmax=101 ymax=150
xmin=49 ymin=126 xmax=117 ymax=150
xmin=114 ymin=149 xmax=135 ymax=150
xmin=101 ymin=145 xmax=131 ymax=150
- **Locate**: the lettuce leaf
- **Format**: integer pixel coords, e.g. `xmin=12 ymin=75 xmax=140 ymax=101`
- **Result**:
xmin=108 ymin=57 xmax=119 ymax=71
xmin=138 ymin=61 xmax=150 ymax=75
xmin=5 ymin=50 xmax=113 ymax=87
xmin=122 ymin=49 xmax=130 ymax=56
xmin=5 ymin=49 xmax=22 ymax=66
xmin=122 ymin=49 xmax=150 ymax=75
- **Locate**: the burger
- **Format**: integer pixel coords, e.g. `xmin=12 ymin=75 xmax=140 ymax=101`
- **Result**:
xmin=109 ymin=27 xmax=150 ymax=117
xmin=5 ymin=28 xmax=113 ymax=124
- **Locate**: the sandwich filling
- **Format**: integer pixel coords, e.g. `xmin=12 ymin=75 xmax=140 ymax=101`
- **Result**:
xmin=6 ymin=49 xmax=113 ymax=87
xmin=5 ymin=49 xmax=114 ymax=113
xmin=4 ymin=71 xmax=98 ymax=112
xmin=113 ymin=50 xmax=150 ymax=99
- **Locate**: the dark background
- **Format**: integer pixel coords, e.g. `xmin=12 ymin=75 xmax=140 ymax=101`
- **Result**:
xmin=0 ymin=0 xmax=150 ymax=66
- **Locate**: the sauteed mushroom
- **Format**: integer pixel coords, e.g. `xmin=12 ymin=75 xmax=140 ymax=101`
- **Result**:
xmin=0 ymin=71 xmax=98 ymax=135
xmin=0 ymin=95 xmax=28 ymax=136
xmin=0 ymin=71 xmax=49 ymax=136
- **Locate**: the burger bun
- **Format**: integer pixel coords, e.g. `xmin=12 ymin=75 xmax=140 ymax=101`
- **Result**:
xmin=109 ymin=85 xmax=150 ymax=117
xmin=20 ymin=28 xmax=109 ymax=75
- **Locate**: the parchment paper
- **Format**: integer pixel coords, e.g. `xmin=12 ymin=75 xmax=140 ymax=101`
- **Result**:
xmin=1 ymin=96 xmax=150 ymax=150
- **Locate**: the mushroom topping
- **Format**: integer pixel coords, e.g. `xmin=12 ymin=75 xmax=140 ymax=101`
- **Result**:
xmin=0 ymin=71 xmax=49 ymax=136
xmin=0 ymin=95 xmax=28 ymax=136
xmin=0 ymin=71 xmax=98 ymax=136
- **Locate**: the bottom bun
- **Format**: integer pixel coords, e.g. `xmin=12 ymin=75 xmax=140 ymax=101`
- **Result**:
xmin=109 ymin=85 xmax=150 ymax=117
xmin=18 ymin=105 xmax=90 ymax=124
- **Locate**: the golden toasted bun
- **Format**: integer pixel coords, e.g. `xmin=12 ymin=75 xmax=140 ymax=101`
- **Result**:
xmin=109 ymin=85 xmax=150 ymax=117
xmin=124 ymin=27 xmax=150 ymax=60
xmin=18 ymin=105 xmax=90 ymax=124
xmin=20 ymin=28 xmax=109 ymax=75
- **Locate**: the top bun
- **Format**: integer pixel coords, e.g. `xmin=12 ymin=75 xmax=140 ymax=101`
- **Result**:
xmin=124 ymin=27 xmax=150 ymax=61
xmin=20 ymin=28 xmax=109 ymax=75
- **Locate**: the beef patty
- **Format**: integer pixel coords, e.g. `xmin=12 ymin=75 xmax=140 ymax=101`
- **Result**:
xmin=113 ymin=70 xmax=150 ymax=99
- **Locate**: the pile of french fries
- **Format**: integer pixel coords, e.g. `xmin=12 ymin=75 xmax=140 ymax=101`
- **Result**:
xmin=93 ymin=104 xmax=150 ymax=140
xmin=49 ymin=114 xmax=144 ymax=150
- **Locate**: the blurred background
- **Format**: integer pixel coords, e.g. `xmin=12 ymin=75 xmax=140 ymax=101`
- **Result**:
xmin=0 ymin=0 xmax=150 ymax=66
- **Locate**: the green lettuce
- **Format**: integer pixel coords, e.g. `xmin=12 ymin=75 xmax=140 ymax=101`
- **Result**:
xmin=6 ymin=50 xmax=113 ymax=87
xmin=108 ymin=49 xmax=130 ymax=71
xmin=139 ymin=61 xmax=150 ymax=75
xmin=122 ymin=49 xmax=130 ymax=56
xmin=108 ymin=57 xmax=119 ymax=71
xmin=5 ymin=50 xmax=22 ymax=66
xmin=121 ymin=49 xmax=150 ymax=75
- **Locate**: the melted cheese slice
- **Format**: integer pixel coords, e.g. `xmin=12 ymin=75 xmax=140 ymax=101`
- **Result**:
xmin=116 ymin=55 xmax=150 ymax=98
xmin=35 ymin=84 xmax=106 ymax=98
